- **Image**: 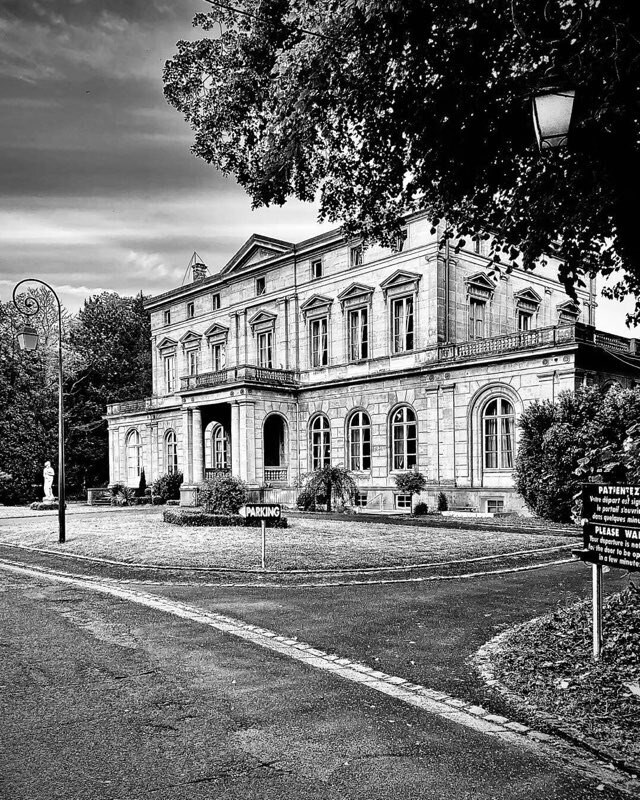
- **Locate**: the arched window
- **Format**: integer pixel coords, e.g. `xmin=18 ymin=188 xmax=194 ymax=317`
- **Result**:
xmin=165 ymin=430 xmax=178 ymax=474
xmin=211 ymin=424 xmax=229 ymax=470
xmin=483 ymin=399 xmax=515 ymax=469
xmin=126 ymin=429 xmax=142 ymax=483
xmin=310 ymin=415 xmax=331 ymax=470
xmin=391 ymin=406 xmax=417 ymax=470
xmin=348 ymin=411 xmax=371 ymax=471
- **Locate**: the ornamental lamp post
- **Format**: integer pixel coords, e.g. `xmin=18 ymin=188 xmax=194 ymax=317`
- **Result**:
xmin=531 ymin=85 xmax=575 ymax=149
xmin=13 ymin=280 xmax=66 ymax=544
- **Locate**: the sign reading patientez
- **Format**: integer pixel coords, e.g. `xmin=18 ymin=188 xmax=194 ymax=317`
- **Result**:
xmin=582 ymin=485 xmax=640 ymax=572
xmin=242 ymin=504 xmax=282 ymax=520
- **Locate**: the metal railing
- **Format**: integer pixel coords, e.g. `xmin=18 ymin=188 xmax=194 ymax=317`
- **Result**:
xmin=264 ymin=467 xmax=288 ymax=482
xmin=180 ymin=365 xmax=299 ymax=391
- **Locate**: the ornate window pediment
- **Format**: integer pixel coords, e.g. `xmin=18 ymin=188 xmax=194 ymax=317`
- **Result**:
xmin=465 ymin=272 xmax=496 ymax=300
xmin=179 ymin=330 xmax=203 ymax=350
xmin=248 ymin=310 xmax=277 ymax=333
xmin=557 ymin=300 xmax=580 ymax=322
xmin=204 ymin=322 xmax=229 ymax=345
xmin=514 ymin=287 xmax=542 ymax=313
xmin=337 ymin=282 xmax=375 ymax=309
xmin=380 ymin=270 xmax=421 ymax=300
xmin=300 ymin=294 xmax=333 ymax=320
xmin=157 ymin=336 xmax=178 ymax=353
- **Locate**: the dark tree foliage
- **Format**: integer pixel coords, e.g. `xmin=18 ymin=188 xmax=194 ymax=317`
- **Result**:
xmin=164 ymin=1 xmax=640 ymax=322
xmin=299 ymin=465 xmax=356 ymax=512
xmin=65 ymin=292 xmax=152 ymax=495
xmin=0 ymin=302 xmax=58 ymax=503
xmin=514 ymin=385 xmax=640 ymax=522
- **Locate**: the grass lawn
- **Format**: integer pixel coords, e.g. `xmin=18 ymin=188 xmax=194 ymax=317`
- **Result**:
xmin=0 ymin=507 xmax=574 ymax=570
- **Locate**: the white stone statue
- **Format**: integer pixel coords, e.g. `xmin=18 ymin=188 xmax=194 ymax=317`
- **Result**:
xmin=43 ymin=461 xmax=55 ymax=502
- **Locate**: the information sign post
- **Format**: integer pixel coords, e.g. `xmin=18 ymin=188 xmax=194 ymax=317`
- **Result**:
xmin=576 ymin=485 xmax=640 ymax=659
xmin=240 ymin=504 xmax=282 ymax=570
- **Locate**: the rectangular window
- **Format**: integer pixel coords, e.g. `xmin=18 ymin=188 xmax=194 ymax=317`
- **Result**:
xmin=164 ymin=355 xmax=175 ymax=393
xmin=212 ymin=343 xmax=226 ymax=371
xmin=258 ymin=331 xmax=273 ymax=368
xmin=348 ymin=307 xmax=368 ymax=361
xmin=187 ymin=301 xmax=195 ymax=319
xmin=517 ymin=310 xmax=532 ymax=331
xmin=163 ymin=309 xmax=171 ymax=326
xmin=256 ymin=277 xmax=266 ymax=296
xmin=486 ymin=498 xmax=505 ymax=514
xmin=395 ymin=228 xmax=408 ymax=252
xmin=311 ymin=259 xmax=323 ymax=279
xmin=469 ymin=298 xmax=485 ymax=340
xmin=354 ymin=491 xmax=368 ymax=508
xmin=395 ymin=494 xmax=412 ymax=511
xmin=309 ymin=317 xmax=328 ymax=368
xmin=212 ymin=293 xmax=221 ymax=310
xmin=350 ymin=244 xmax=363 ymax=267
xmin=187 ymin=349 xmax=199 ymax=376
xmin=392 ymin=296 xmax=414 ymax=353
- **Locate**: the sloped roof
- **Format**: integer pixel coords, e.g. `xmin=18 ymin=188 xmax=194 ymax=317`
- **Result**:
xmin=220 ymin=234 xmax=294 ymax=276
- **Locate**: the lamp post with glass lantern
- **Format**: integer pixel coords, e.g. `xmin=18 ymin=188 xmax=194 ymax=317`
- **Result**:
xmin=12 ymin=279 xmax=66 ymax=544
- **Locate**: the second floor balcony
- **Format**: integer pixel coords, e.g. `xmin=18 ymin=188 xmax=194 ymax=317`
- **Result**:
xmin=180 ymin=364 xmax=299 ymax=392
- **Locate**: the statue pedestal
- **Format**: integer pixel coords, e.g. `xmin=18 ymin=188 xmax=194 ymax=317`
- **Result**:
xmin=42 ymin=497 xmax=55 ymax=505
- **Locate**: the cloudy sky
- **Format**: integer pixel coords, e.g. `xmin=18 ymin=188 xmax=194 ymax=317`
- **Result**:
xmin=0 ymin=0 xmax=637 ymax=336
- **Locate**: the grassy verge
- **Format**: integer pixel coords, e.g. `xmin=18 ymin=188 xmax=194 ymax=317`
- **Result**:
xmin=490 ymin=583 xmax=640 ymax=767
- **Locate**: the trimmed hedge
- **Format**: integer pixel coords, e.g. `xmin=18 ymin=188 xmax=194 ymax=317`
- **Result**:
xmin=163 ymin=508 xmax=288 ymax=528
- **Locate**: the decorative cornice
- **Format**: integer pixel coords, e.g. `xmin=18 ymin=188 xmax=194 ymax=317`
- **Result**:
xmin=300 ymin=294 xmax=333 ymax=319
xmin=248 ymin=310 xmax=277 ymax=332
xmin=380 ymin=270 xmax=421 ymax=300
xmin=337 ymin=282 xmax=375 ymax=309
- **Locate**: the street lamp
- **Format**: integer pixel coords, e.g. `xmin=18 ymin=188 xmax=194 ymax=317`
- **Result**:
xmin=531 ymin=86 xmax=575 ymax=149
xmin=12 ymin=280 xmax=66 ymax=544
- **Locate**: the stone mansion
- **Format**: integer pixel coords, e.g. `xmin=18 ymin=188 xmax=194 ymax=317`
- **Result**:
xmin=106 ymin=212 xmax=638 ymax=512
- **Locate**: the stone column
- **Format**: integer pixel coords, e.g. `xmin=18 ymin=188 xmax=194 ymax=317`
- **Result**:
xmin=237 ymin=400 xmax=256 ymax=484
xmin=181 ymin=407 xmax=193 ymax=483
xmin=438 ymin=383 xmax=456 ymax=484
xmin=231 ymin=402 xmax=241 ymax=476
xmin=192 ymin=407 xmax=204 ymax=484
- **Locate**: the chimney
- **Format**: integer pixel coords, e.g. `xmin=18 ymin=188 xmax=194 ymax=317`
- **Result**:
xmin=192 ymin=261 xmax=207 ymax=283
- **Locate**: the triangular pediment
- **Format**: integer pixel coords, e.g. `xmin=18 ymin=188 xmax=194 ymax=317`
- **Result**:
xmin=300 ymin=294 xmax=333 ymax=316
xmin=380 ymin=270 xmax=421 ymax=292
xmin=465 ymin=272 xmax=496 ymax=291
xmin=156 ymin=336 xmax=178 ymax=351
xmin=557 ymin=300 xmax=580 ymax=316
xmin=203 ymin=323 xmax=229 ymax=339
xmin=221 ymin=234 xmax=293 ymax=276
xmin=179 ymin=329 xmax=203 ymax=346
xmin=514 ymin=287 xmax=543 ymax=305
xmin=248 ymin=310 xmax=277 ymax=330
xmin=337 ymin=283 xmax=375 ymax=306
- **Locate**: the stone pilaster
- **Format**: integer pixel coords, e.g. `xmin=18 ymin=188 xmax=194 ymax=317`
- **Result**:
xmin=192 ymin=407 xmax=204 ymax=484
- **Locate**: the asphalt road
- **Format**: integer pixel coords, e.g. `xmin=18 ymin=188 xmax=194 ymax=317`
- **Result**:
xmin=0 ymin=556 xmax=634 ymax=800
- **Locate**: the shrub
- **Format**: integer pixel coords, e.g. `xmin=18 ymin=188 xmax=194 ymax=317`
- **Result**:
xmin=198 ymin=474 xmax=248 ymax=514
xmin=136 ymin=468 xmax=147 ymax=497
xmin=437 ymin=491 xmax=448 ymax=511
xmin=151 ymin=471 xmax=183 ymax=501
xmin=393 ymin=471 xmax=427 ymax=513
xmin=297 ymin=466 xmax=356 ymax=513
xmin=515 ymin=386 xmax=640 ymax=522
xmin=110 ymin=484 xmax=134 ymax=506
xmin=163 ymin=508 xmax=287 ymax=528
xmin=152 ymin=496 xmax=165 ymax=505
xmin=296 ymin=486 xmax=317 ymax=511
xmin=413 ymin=501 xmax=429 ymax=516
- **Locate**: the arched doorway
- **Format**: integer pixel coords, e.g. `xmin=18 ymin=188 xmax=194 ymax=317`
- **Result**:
xmin=263 ymin=414 xmax=288 ymax=483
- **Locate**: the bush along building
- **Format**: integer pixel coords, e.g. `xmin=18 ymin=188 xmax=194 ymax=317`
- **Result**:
xmin=106 ymin=214 xmax=639 ymax=512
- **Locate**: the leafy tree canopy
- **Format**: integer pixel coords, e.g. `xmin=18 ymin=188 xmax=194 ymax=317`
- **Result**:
xmin=164 ymin=1 xmax=640 ymax=321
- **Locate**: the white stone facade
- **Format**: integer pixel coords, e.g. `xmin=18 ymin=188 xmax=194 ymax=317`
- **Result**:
xmin=106 ymin=213 xmax=638 ymax=511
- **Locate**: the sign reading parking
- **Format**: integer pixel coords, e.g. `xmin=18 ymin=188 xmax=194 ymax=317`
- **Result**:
xmin=582 ymin=485 xmax=640 ymax=573
xmin=242 ymin=504 xmax=282 ymax=520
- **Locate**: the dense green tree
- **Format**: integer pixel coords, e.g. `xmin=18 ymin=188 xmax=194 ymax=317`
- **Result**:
xmin=164 ymin=1 xmax=640 ymax=321
xmin=0 ymin=302 xmax=57 ymax=503
xmin=298 ymin=465 xmax=357 ymax=512
xmin=515 ymin=385 xmax=640 ymax=522
xmin=65 ymin=292 xmax=152 ymax=494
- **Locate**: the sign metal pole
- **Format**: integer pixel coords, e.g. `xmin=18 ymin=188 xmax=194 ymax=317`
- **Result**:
xmin=592 ymin=563 xmax=603 ymax=660
xmin=261 ymin=519 xmax=266 ymax=570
